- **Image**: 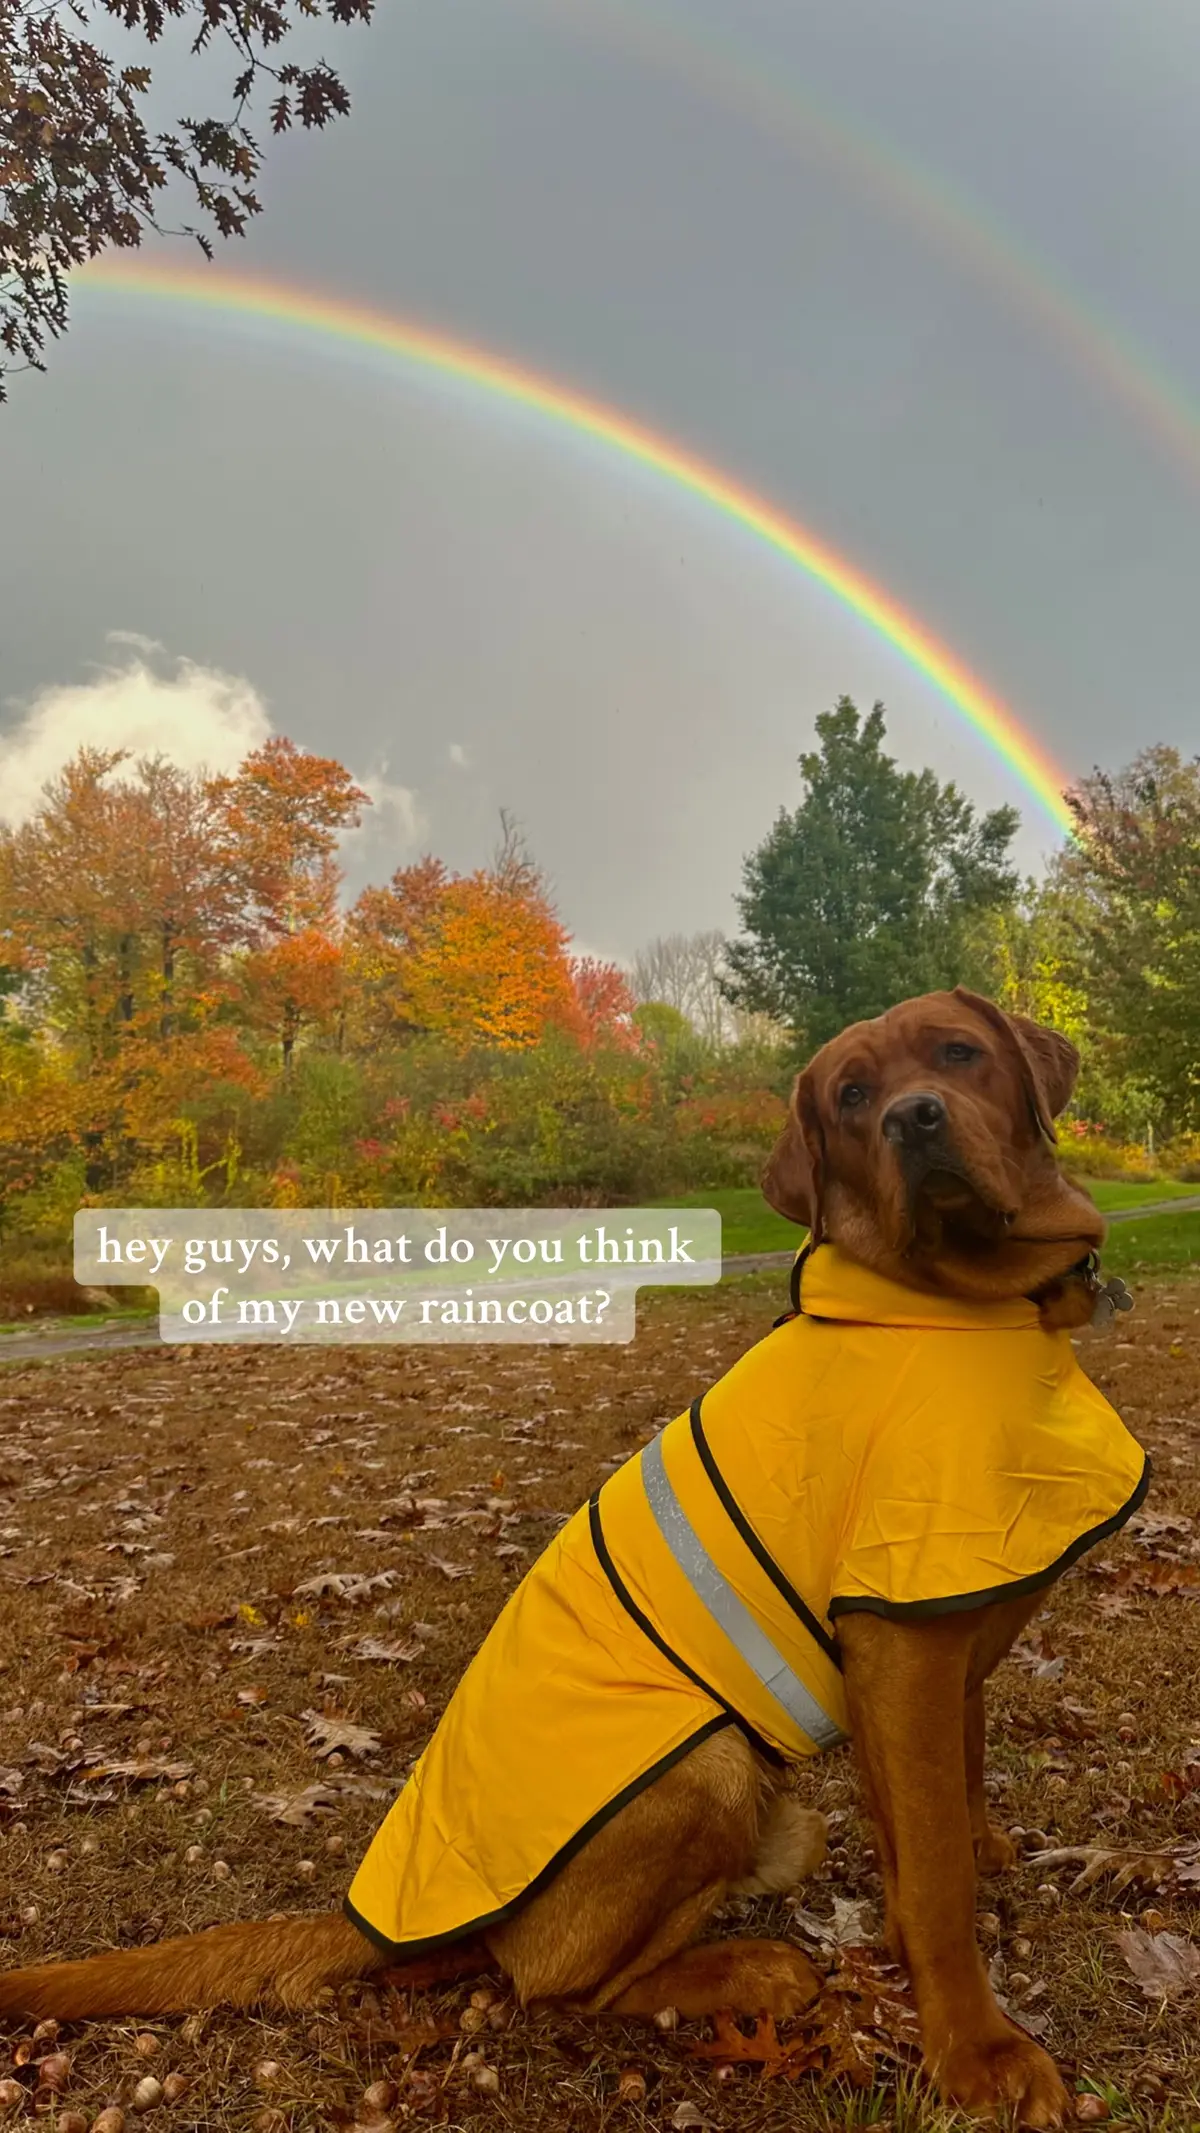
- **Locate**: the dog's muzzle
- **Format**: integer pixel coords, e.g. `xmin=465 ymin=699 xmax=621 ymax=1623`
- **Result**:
xmin=881 ymin=1091 xmax=1011 ymax=1232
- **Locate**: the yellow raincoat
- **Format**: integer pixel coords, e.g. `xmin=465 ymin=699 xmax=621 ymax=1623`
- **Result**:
xmin=345 ymin=1244 xmax=1148 ymax=1957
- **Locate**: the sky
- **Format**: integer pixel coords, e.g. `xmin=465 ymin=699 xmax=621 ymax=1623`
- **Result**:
xmin=3 ymin=0 xmax=1200 ymax=962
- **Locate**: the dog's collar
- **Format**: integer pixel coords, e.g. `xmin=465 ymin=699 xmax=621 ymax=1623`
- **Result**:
xmin=775 ymin=1244 xmax=1133 ymax=1332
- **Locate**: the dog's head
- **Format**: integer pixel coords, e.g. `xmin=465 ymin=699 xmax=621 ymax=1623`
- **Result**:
xmin=764 ymin=987 xmax=1105 ymax=1322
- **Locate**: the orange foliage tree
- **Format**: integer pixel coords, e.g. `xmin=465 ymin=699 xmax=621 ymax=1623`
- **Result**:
xmin=344 ymin=834 xmax=584 ymax=1054
xmin=209 ymin=737 xmax=368 ymax=1068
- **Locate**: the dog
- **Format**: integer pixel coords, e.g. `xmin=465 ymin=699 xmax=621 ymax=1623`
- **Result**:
xmin=0 ymin=988 xmax=1149 ymax=2129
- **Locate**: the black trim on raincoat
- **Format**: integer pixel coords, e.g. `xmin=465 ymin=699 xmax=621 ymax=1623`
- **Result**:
xmin=342 ymin=1711 xmax=733 ymax=1961
xmin=688 ymin=1398 xmax=842 ymax=1670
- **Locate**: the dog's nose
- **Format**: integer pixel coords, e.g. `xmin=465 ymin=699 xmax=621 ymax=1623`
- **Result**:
xmin=882 ymin=1091 xmax=947 ymax=1144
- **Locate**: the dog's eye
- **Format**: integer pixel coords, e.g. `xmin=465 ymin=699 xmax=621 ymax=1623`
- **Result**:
xmin=943 ymin=1042 xmax=979 ymax=1066
xmin=839 ymin=1083 xmax=869 ymax=1109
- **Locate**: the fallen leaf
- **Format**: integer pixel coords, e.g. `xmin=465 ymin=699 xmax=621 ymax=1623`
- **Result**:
xmin=788 ymin=1898 xmax=876 ymax=1948
xmin=1115 ymin=1928 xmax=1200 ymax=1999
xmin=343 ymin=1636 xmax=424 ymax=1664
xmin=253 ymin=1783 xmax=340 ymax=1825
xmin=300 ymin=1711 xmax=382 ymax=1761
xmin=425 ymin=1555 xmax=472 ymax=1581
xmin=293 ymin=1571 xmax=398 ymax=1604
xmin=1030 ymin=1844 xmax=1200 ymax=1894
xmin=1093 ymin=1561 xmax=1200 ymax=1600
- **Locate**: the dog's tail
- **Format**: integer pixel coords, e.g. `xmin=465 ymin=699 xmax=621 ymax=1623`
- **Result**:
xmin=0 ymin=1913 xmax=384 ymax=2021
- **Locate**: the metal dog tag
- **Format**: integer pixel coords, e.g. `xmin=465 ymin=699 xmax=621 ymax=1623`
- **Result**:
xmin=1091 ymin=1276 xmax=1134 ymax=1328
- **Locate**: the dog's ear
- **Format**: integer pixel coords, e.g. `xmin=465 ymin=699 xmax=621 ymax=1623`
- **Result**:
xmin=764 ymin=1068 xmax=826 ymax=1240
xmin=952 ymin=987 xmax=1080 ymax=1143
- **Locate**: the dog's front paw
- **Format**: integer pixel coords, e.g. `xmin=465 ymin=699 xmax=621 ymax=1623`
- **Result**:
xmin=974 ymin=1822 xmax=1018 ymax=1877
xmin=936 ymin=2028 xmax=1071 ymax=2128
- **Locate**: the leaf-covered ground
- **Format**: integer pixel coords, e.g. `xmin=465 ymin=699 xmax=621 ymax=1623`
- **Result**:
xmin=1 ymin=1272 xmax=1199 ymax=2131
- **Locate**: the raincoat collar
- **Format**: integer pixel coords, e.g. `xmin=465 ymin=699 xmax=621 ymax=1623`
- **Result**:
xmin=796 ymin=1242 xmax=1042 ymax=1332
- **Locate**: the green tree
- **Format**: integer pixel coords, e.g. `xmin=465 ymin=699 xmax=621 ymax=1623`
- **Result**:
xmin=722 ymin=698 xmax=1020 ymax=1049
xmin=967 ymin=876 xmax=1161 ymax=1141
xmin=1053 ymin=746 xmax=1200 ymax=1133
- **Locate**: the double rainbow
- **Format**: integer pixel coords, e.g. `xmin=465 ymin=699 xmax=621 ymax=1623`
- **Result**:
xmin=78 ymin=258 xmax=1076 ymax=838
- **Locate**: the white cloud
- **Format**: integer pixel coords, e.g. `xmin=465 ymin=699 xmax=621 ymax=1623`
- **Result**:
xmin=0 ymin=642 xmax=426 ymax=881
xmin=447 ymin=741 xmax=470 ymax=769
xmin=1 ymin=640 xmax=429 ymax=902
xmin=0 ymin=639 xmax=272 ymax=827
xmin=344 ymin=764 xmax=426 ymax=860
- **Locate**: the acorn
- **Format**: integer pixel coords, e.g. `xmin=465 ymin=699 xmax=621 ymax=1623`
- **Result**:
xmin=46 ymin=1852 xmax=68 ymax=1873
xmin=616 ymin=2068 xmax=647 ymax=2102
xmin=36 ymin=2054 xmax=72 ymax=2093
xmin=131 ymin=2077 xmax=162 ymax=2113
xmin=210 ymin=1861 xmax=230 ymax=1883
xmin=458 ymin=2006 xmax=486 ymax=2036
xmin=160 ymin=2079 xmax=188 ymax=2106
xmin=32 ymin=2023 xmax=60 ymax=2047
xmin=470 ymin=2066 xmax=500 ymax=2096
xmin=57 ymin=2114 xmax=89 ymax=2133
xmin=91 ymin=2114 xmax=126 ymax=2133
xmin=132 ymin=2038 xmax=159 ymax=2062
xmin=360 ymin=2080 xmax=396 ymax=2116
xmin=253 ymin=2064 xmax=282 ymax=2091
xmin=0 ymin=2080 xmax=24 ymax=2113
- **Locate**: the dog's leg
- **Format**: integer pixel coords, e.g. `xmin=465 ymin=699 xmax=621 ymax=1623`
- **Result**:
xmin=488 ymin=1726 xmax=818 ymax=2017
xmin=965 ymin=1685 xmax=1017 ymax=1876
xmin=606 ymin=1937 xmax=821 ymax=2020
xmin=839 ymin=1611 xmax=1070 ymax=2129
xmin=729 ymin=1791 xmax=827 ymax=1897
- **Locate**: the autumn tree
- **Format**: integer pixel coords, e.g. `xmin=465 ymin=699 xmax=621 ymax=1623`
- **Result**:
xmin=723 ymin=698 xmax=1021 ymax=1050
xmin=344 ymin=820 xmax=586 ymax=1055
xmin=1 ymin=747 xmax=245 ymax=1057
xmin=211 ymin=736 xmax=367 ymax=1068
xmin=1 ymin=0 xmax=374 ymax=399
xmin=568 ymin=956 xmax=638 ymax=1048
xmin=1052 ymin=747 xmax=1200 ymax=1132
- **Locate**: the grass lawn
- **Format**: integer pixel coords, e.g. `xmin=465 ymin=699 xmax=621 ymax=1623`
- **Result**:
xmin=658 ymin=1181 xmax=1200 ymax=1261
xmin=1102 ymin=1211 xmax=1200 ymax=1277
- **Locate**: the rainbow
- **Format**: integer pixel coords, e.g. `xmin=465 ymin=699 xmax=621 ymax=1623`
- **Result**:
xmin=77 ymin=256 xmax=1076 ymax=837
xmin=552 ymin=0 xmax=1200 ymax=491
